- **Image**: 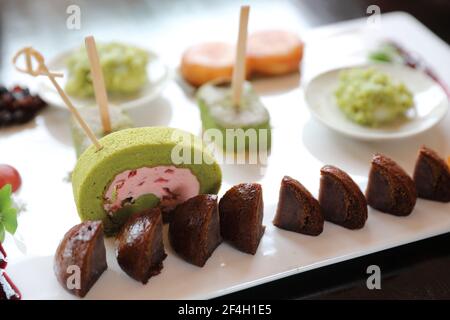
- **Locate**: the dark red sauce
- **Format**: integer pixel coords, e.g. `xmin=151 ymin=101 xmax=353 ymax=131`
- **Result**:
xmin=0 ymin=270 xmax=21 ymax=300
xmin=0 ymin=244 xmax=21 ymax=300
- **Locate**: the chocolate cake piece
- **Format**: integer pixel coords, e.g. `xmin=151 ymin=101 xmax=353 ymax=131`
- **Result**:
xmin=273 ymin=176 xmax=323 ymax=236
xmin=54 ymin=221 xmax=107 ymax=298
xmin=319 ymin=166 xmax=367 ymax=229
xmin=366 ymin=153 xmax=417 ymax=216
xmin=117 ymin=208 xmax=167 ymax=284
xmin=413 ymin=146 xmax=450 ymax=202
xmin=169 ymin=194 xmax=222 ymax=267
xmin=219 ymin=183 xmax=265 ymax=254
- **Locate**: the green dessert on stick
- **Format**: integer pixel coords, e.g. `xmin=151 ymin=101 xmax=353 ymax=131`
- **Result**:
xmin=196 ymin=6 xmax=271 ymax=152
xmin=72 ymin=36 xmax=134 ymax=158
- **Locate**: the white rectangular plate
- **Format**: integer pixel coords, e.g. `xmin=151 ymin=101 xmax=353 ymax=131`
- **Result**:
xmin=2 ymin=11 xmax=450 ymax=299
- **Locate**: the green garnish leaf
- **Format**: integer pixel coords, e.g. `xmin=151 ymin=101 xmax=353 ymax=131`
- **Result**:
xmin=368 ymin=43 xmax=403 ymax=64
xmin=3 ymin=207 xmax=18 ymax=234
xmin=368 ymin=51 xmax=392 ymax=62
xmin=0 ymin=184 xmax=12 ymax=211
xmin=0 ymin=184 xmax=18 ymax=242
xmin=0 ymin=224 xmax=5 ymax=243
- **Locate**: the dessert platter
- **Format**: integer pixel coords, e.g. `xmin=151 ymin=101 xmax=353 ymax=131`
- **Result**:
xmin=0 ymin=9 xmax=449 ymax=300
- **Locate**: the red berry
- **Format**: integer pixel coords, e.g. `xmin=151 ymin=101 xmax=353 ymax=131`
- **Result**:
xmin=0 ymin=164 xmax=21 ymax=192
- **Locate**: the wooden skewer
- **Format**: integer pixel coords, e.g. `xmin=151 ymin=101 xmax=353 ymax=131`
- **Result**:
xmin=12 ymin=47 xmax=102 ymax=151
xmin=13 ymin=47 xmax=64 ymax=78
xmin=231 ymin=5 xmax=250 ymax=109
xmin=85 ymin=36 xmax=112 ymax=134
xmin=25 ymin=50 xmax=33 ymax=75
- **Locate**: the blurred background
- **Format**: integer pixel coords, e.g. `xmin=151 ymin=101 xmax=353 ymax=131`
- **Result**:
xmin=1 ymin=0 xmax=449 ymax=84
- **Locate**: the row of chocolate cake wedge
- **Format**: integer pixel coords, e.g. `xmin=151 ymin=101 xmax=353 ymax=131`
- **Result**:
xmin=52 ymin=146 xmax=448 ymax=297
xmin=274 ymin=146 xmax=450 ymax=234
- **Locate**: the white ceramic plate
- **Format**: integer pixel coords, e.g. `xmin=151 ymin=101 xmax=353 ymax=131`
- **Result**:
xmin=2 ymin=12 xmax=450 ymax=300
xmin=36 ymin=47 xmax=170 ymax=110
xmin=304 ymin=63 xmax=449 ymax=141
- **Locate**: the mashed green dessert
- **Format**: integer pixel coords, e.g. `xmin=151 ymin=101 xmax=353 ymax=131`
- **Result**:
xmin=335 ymin=68 xmax=414 ymax=127
xmin=65 ymin=42 xmax=149 ymax=97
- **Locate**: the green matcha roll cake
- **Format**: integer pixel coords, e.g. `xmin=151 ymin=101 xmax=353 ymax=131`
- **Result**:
xmin=72 ymin=127 xmax=222 ymax=235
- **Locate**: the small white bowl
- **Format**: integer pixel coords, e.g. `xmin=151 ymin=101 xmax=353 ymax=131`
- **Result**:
xmin=304 ymin=63 xmax=449 ymax=141
xmin=36 ymin=46 xmax=170 ymax=110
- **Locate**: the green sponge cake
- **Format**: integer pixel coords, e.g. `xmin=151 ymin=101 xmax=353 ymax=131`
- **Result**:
xmin=72 ymin=127 xmax=222 ymax=235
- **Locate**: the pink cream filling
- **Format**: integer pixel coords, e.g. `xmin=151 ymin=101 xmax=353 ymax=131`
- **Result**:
xmin=103 ymin=166 xmax=200 ymax=213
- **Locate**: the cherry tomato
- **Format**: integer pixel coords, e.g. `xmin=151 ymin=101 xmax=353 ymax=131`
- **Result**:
xmin=0 ymin=164 xmax=21 ymax=192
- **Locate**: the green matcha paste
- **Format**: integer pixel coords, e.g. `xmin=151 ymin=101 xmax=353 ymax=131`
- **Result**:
xmin=335 ymin=68 xmax=414 ymax=127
